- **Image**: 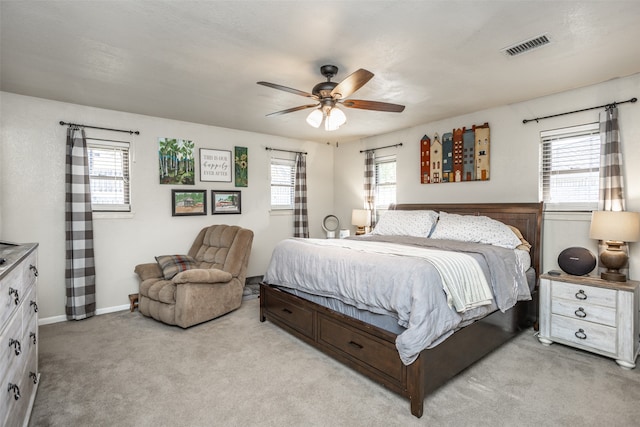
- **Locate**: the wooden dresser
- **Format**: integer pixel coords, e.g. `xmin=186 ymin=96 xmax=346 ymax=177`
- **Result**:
xmin=538 ymin=273 xmax=639 ymax=369
xmin=1 ymin=242 xmax=39 ymax=427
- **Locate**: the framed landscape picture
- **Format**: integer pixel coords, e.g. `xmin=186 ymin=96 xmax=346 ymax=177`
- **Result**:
xmin=171 ymin=189 xmax=207 ymax=216
xmin=211 ymin=190 xmax=241 ymax=214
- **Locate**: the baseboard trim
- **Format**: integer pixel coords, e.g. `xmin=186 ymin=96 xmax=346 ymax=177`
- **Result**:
xmin=39 ymin=304 xmax=130 ymax=325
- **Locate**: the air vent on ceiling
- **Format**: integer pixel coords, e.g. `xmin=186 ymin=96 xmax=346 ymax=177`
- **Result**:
xmin=502 ymin=34 xmax=551 ymax=57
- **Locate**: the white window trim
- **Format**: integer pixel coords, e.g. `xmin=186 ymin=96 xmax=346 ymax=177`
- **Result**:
xmin=270 ymin=156 xmax=296 ymax=211
xmin=540 ymin=122 xmax=600 ymax=212
xmin=375 ymin=154 xmax=396 ymax=211
xmin=87 ymin=138 xmax=132 ymax=213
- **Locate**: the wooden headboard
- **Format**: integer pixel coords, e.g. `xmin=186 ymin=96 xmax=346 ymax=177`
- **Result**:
xmin=391 ymin=203 xmax=543 ymax=281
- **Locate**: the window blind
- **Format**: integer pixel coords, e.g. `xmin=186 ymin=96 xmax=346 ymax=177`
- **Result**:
xmin=87 ymin=139 xmax=131 ymax=211
xmin=375 ymin=155 xmax=396 ymax=210
xmin=540 ymin=123 xmax=600 ymax=211
xmin=270 ymin=157 xmax=295 ymax=210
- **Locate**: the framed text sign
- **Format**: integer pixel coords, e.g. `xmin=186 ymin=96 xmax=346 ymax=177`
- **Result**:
xmin=200 ymin=148 xmax=232 ymax=182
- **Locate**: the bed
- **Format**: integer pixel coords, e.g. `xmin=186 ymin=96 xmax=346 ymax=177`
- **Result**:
xmin=259 ymin=202 xmax=542 ymax=418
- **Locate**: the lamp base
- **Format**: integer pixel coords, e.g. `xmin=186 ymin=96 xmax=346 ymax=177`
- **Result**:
xmin=355 ymin=226 xmax=366 ymax=235
xmin=601 ymin=271 xmax=627 ymax=282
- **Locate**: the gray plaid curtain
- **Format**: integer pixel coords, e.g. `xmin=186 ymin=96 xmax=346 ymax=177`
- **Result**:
xmin=293 ymin=152 xmax=309 ymax=238
xmin=364 ymin=151 xmax=377 ymax=228
xmin=598 ymin=105 xmax=628 ymax=275
xmin=65 ymin=127 xmax=96 ymax=320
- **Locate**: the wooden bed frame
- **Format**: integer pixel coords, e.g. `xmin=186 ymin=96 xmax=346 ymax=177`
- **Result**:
xmin=260 ymin=202 xmax=543 ymax=418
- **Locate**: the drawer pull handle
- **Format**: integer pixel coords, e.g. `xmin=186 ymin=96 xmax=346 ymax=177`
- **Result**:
xmin=30 ymin=332 xmax=37 ymax=345
xmin=7 ymin=383 xmax=21 ymax=400
xmin=574 ymin=307 xmax=587 ymax=318
xmin=575 ymin=290 xmax=587 ymax=300
xmin=9 ymin=287 xmax=20 ymax=305
xmin=30 ymin=264 xmax=39 ymax=277
xmin=30 ymin=372 xmax=38 ymax=384
xmin=9 ymin=338 xmax=21 ymax=356
xmin=575 ymin=329 xmax=587 ymax=340
xmin=282 ymin=308 xmax=293 ymax=314
xmin=30 ymin=300 xmax=38 ymax=312
xmin=348 ymin=340 xmax=363 ymax=350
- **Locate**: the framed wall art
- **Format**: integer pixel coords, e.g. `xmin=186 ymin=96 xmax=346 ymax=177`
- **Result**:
xmin=159 ymin=138 xmax=195 ymax=185
xmin=211 ymin=190 xmax=241 ymax=214
xmin=200 ymin=148 xmax=232 ymax=182
xmin=234 ymin=146 xmax=248 ymax=187
xmin=171 ymin=189 xmax=207 ymax=216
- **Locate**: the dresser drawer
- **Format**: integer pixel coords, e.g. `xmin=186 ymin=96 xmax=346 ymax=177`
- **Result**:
xmin=318 ymin=314 xmax=403 ymax=382
xmin=551 ymin=298 xmax=616 ymax=327
xmin=550 ymin=314 xmax=616 ymax=354
xmin=1 ymin=309 xmax=25 ymax=383
xmin=263 ymin=290 xmax=314 ymax=339
xmin=1 ymin=266 xmax=23 ymax=331
xmin=552 ymin=280 xmax=616 ymax=308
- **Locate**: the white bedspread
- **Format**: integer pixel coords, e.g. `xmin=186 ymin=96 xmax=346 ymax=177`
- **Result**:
xmin=263 ymin=236 xmax=531 ymax=365
xmin=310 ymin=239 xmax=493 ymax=312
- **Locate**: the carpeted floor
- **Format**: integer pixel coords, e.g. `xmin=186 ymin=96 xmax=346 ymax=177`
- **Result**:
xmin=29 ymin=298 xmax=640 ymax=426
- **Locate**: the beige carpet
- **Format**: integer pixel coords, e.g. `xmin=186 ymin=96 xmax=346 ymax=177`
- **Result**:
xmin=29 ymin=298 xmax=640 ymax=426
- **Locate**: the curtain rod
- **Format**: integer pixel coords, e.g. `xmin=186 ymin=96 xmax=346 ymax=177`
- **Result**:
xmin=265 ymin=147 xmax=307 ymax=155
xmin=60 ymin=121 xmax=140 ymax=135
xmin=360 ymin=142 xmax=403 ymax=153
xmin=522 ymin=97 xmax=637 ymax=124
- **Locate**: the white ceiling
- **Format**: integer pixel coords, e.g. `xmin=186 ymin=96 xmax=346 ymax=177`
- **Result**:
xmin=2 ymin=1 xmax=640 ymax=143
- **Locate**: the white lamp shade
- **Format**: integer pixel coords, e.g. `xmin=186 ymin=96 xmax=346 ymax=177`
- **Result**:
xmin=306 ymin=109 xmax=323 ymax=128
xmin=351 ymin=209 xmax=371 ymax=227
xmin=324 ymin=107 xmax=346 ymax=131
xmin=589 ymin=210 xmax=640 ymax=242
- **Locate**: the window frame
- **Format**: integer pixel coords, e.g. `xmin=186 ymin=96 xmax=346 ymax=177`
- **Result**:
xmin=270 ymin=156 xmax=296 ymax=211
xmin=86 ymin=138 xmax=131 ymax=212
xmin=539 ymin=122 xmax=600 ymax=212
xmin=374 ymin=154 xmax=397 ymax=212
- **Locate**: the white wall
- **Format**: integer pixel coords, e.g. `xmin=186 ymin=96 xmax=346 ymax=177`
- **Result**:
xmin=334 ymin=73 xmax=640 ymax=279
xmin=0 ymin=92 xmax=334 ymax=319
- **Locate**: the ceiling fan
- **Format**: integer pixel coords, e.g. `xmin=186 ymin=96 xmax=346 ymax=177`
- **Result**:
xmin=257 ymin=65 xmax=405 ymax=131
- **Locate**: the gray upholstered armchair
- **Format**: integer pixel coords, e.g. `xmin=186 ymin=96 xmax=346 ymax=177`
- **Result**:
xmin=134 ymin=225 xmax=253 ymax=328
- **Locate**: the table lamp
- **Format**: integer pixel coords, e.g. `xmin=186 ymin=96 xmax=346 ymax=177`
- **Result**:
xmin=589 ymin=210 xmax=640 ymax=282
xmin=352 ymin=209 xmax=371 ymax=235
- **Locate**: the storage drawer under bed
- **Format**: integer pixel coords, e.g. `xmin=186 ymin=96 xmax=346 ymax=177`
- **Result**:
xmin=262 ymin=287 xmax=314 ymax=339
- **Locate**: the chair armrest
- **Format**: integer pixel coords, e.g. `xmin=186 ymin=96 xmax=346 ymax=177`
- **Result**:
xmin=173 ymin=268 xmax=233 ymax=284
xmin=134 ymin=263 xmax=163 ymax=281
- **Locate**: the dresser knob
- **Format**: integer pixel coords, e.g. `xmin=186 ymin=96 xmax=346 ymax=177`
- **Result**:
xmin=8 ymin=338 xmax=21 ymax=356
xmin=7 ymin=383 xmax=21 ymax=400
xmin=30 ymin=332 xmax=37 ymax=345
xmin=8 ymin=287 xmax=20 ymax=305
xmin=574 ymin=307 xmax=587 ymax=318
xmin=29 ymin=372 xmax=38 ymax=384
xmin=30 ymin=300 xmax=38 ymax=312
xmin=575 ymin=290 xmax=587 ymax=300
xmin=30 ymin=264 xmax=38 ymax=277
xmin=575 ymin=329 xmax=587 ymax=340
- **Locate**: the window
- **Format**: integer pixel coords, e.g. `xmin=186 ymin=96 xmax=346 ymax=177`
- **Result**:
xmin=87 ymin=139 xmax=131 ymax=212
xmin=375 ymin=155 xmax=396 ymax=210
xmin=270 ymin=157 xmax=295 ymax=210
xmin=540 ymin=123 xmax=600 ymax=211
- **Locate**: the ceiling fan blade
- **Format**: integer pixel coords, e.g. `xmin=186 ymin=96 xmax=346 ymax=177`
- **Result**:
xmin=341 ymin=99 xmax=405 ymax=112
xmin=265 ymin=104 xmax=319 ymax=117
xmin=330 ymin=69 xmax=374 ymax=100
xmin=257 ymin=81 xmax=317 ymax=99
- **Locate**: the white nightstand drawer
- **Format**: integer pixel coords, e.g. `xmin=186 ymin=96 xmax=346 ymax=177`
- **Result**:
xmin=550 ymin=314 xmax=616 ymax=354
xmin=551 ymin=298 xmax=616 ymax=327
xmin=552 ymin=280 xmax=616 ymax=308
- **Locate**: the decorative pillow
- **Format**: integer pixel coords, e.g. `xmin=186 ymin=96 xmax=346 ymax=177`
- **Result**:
xmin=508 ymin=225 xmax=532 ymax=252
xmin=430 ymin=211 xmax=522 ymax=249
xmin=155 ymin=255 xmax=198 ymax=280
xmin=371 ymin=210 xmax=439 ymax=237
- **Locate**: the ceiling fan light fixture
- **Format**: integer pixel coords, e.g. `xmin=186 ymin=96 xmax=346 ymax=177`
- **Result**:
xmin=306 ymin=108 xmax=323 ymax=128
xmin=324 ymin=106 xmax=346 ymax=131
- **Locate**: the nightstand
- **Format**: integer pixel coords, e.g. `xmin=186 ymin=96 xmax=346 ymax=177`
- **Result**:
xmin=538 ymin=273 xmax=639 ymax=369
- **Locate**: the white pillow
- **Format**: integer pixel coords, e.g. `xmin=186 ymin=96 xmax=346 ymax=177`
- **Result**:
xmin=430 ymin=211 xmax=522 ymax=249
xmin=371 ymin=210 xmax=439 ymax=237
